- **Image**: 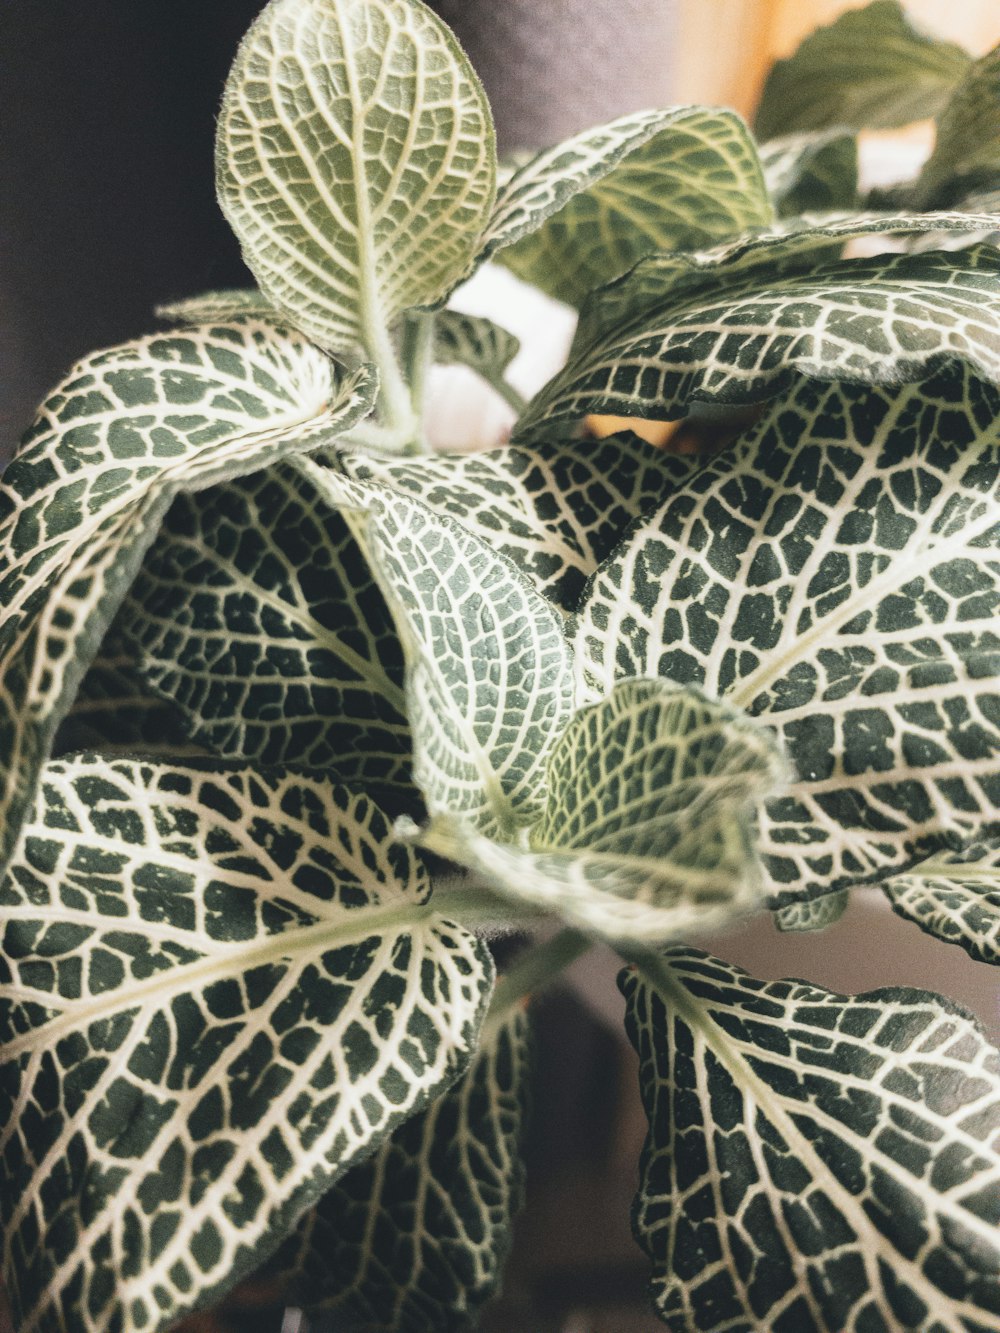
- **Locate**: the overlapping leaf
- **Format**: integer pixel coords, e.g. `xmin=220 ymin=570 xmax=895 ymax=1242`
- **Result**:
xmin=121 ymin=465 xmax=411 ymax=786
xmin=754 ymin=0 xmax=970 ymax=141
xmin=773 ymin=888 xmax=850 ymax=934
xmin=429 ymin=309 xmax=520 ymax=392
xmin=884 ymin=837 xmax=1000 ymax=965
xmin=0 ymin=756 xmax=492 ymax=1333
xmin=272 ymin=1010 xmax=530 ymax=1329
xmin=489 ymin=107 xmax=773 ymax=307
xmin=915 ymin=46 xmax=1000 ymax=209
xmin=420 ymin=681 xmax=786 ymax=947
xmin=0 ymin=320 xmax=375 ymax=878
xmin=623 ymin=949 xmax=1000 ymax=1332
xmin=577 ymin=366 xmax=1000 ymax=901
xmin=217 ymin=0 xmax=496 ymax=355
xmin=759 ymin=130 xmax=858 ymax=218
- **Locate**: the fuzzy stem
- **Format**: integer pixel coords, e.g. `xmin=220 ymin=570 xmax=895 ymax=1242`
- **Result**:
xmin=482 ymin=927 xmax=592 ymax=1039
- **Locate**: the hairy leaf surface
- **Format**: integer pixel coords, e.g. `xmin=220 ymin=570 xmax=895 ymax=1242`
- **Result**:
xmin=578 ymin=367 xmax=1000 ymax=900
xmin=759 ymin=131 xmax=859 ymax=218
xmin=754 ymin=1 xmax=970 ymax=141
xmin=0 ymin=757 xmax=491 ymax=1333
xmin=884 ymin=838 xmax=1000 ymax=966
xmin=217 ymin=0 xmax=496 ymax=354
xmin=624 ymin=949 xmax=1000 ymax=1333
xmin=0 ymin=321 xmax=375 ymax=878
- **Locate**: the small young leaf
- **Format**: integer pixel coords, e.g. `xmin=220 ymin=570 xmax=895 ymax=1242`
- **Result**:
xmin=623 ymin=949 xmax=1000 ymax=1332
xmin=759 ymin=130 xmax=859 ymax=218
xmin=773 ymin=888 xmax=850 ymax=933
xmin=0 ymin=321 xmax=375 ymax=878
xmin=272 ymin=1009 xmax=530 ymax=1330
xmin=0 ymin=757 xmax=492 ymax=1333
xmin=421 ymin=681 xmax=786 ymax=947
xmin=914 ymin=46 xmax=1000 ymax=209
xmin=577 ymin=366 xmax=1000 ymax=901
xmin=156 ymin=288 xmax=278 ymax=324
xmin=489 ymin=107 xmax=773 ymax=307
xmin=884 ymin=837 xmax=1000 ymax=966
xmin=754 ymin=0 xmax=970 ymax=141
xmin=428 ymin=309 xmax=521 ymax=395
xmin=217 ymin=0 xmax=496 ymax=355
xmin=121 ymin=465 xmax=411 ymax=787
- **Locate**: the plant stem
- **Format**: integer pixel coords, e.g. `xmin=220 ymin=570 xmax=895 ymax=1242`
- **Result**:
xmin=491 ymin=375 xmax=528 ymax=416
xmin=481 ymin=927 xmax=592 ymax=1039
xmin=400 ymin=312 xmax=436 ymax=430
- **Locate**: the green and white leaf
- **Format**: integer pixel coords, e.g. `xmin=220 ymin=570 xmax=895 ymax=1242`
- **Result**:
xmin=0 ymin=756 xmax=492 ymax=1333
xmin=759 ymin=130 xmax=859 ymax=218
xmin=773 ymin=888 xmax=850 ymax=933
xmin=156 ymin=288 xmax=279 ymax=325
xmin=421 ymin=681 xmax=786 ymax=947
xmin=429 ymin=309 xmax=521 ymax=397
xmin=522 ymin=242 xmax=1000 ymax=439
xmin=339 ymin=430 xmax=691 ymax=612
xmin=915 ymin=46 xmax=1000 ymax=209
xmin=884 ymin=837 xmax=1000 ymax=966
xmin=577 ymin=367 xmax=1000 ymax=901
xmin=0 ymin=320 xmax=375 ymax=878
xmin=272 ymin=1009 xmax=530 ymax=1329
xmin=624 ymin=948 xmax=1000 ymax=1333
xmin=488 ymin=106 xmax=773 ymax=307
xmin=216 ymin=0 xmax=496 ymax=356
xmin=121 ymin=465 xmax=412 ymax=786
xmin=303 ymin=462 xmax=576 ymax=838
xmin=754 ymin=0 xmax=970 ymax=141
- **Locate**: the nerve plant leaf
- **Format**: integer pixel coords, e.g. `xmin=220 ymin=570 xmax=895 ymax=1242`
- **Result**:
xmin=0 ymin=320 xmax=375 ymax=879
xmin=773 ymin=889 xmax=850 ymax=934
xmin=623 ymin=949 xmax=1000 ymax=1333
xmin=271 ymin=1009 xmax=530 ymax=1330
xmin=759 ymin=130 xmax=859 ymax=218
xmin=121 ymin=464 xmax=411 ymax=787
xmin=914 ymin=45 xmax=1000 ymax=209
xmin=884 ymin=837 xmax=1000 ymax=966
xmin=0 ymin=756 xmax=492 ymax=1333
xmin=421 ymin=681 xmax=786 ymax=948
xmin=485 ymin=107 xmax=773 ymax=307
xmin=577 ymin=366 xmax=1000 ymax=902
xmin=216 ymin=0 xmax=496 ymax=355
xmin=429 ymin=310 xmax=520 ymax=389
xmin=156 ymin=288 xmax=278 ymax=325
xmin=754 ymin=0 xmax=970 ymax=142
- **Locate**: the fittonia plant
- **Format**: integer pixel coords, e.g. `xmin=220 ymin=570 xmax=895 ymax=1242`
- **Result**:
xmin=1 ymin=1 xmax=1000 ymax=1329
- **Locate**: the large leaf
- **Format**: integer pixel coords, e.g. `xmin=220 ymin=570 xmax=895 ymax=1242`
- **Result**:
xmin=121 ymin=465 xmax=411 ymax=786
xmin=623 ymin=948 xmax=1000 ymax=1333
xmin=272 ymin=1009 xmax=530 ymax=1329
xmin=339 ymin=431 xmax=690 ymax=612
xmin=0 ymin=756 xmax=492 ymax=1333
xmin=488 ymin=107 xmax=773 ymax=307
xmin=420 ymin=681 xmax=786 ymax=947
xmin=884 ymin=837 xmax=1000 ymax=966
xmin=754 ymin=1 xmax=970 ymax=142
xmin=577 ymin=366 xmax=1000 ymax=901
xmin=302 ymin=462 xmax=576 ymax=838
xmin=0 ymin=320 xmax=375 ymax=878
xmin=759 ymin=130 xmax=859 ymax=218
xmin=915 ymin=47 xmax=1000 ymax=209
xmin=217 ymin=0 xmax=496 ymax=356
xmin=521 ymin=242 xmax=1000 ymax=440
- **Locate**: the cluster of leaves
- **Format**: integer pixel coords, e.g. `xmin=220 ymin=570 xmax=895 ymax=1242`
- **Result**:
xmin=1 ymin=1 xmax=999 ymax=1329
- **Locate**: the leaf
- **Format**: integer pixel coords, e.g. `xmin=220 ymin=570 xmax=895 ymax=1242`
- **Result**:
xmin=157 ymin=289 xmax=278 ymax=324
xmin=623 ymin=948 xmax=1000 ymax=1333
xmin=754 ymin=0 xmax=970 ymax=142
xmin=120 ymin=464 xmax=412 ymax=787
xmin=488 ymin=107 xmax=773 ymax=307
xmin=0 ymin=320 xmax=376 ymax=879
xmin=759 ymin=130 xmax=859 ymax=218
xmin=216 ymin=0 xmax=496 ymax=355
xmin=915 ymin=46 xmax=1000 ymax=209
xmin=577 ymin=365 xmax=1000 ymax=902
xmin=339 ymin=431 xmax=691 ymax=612
xmin=420 ymin=682 xmax=786 ymax=947
xmin=773 ymin=888 xmax=850 ymax=933
xmin=0 ymin=756 xmax=492 ymax=1333
xmin=271 ymin=1009 xmax=530 ymax=1329
xmin=521 ymin=242 xmax=1000 ymax=440
xmin=302 ymin=463 xmax=576 ymax=839
xmin=430 ymin=309 xmax=520 ymax=384
xmin=884 ymin=838 xmax=1000 ymax=966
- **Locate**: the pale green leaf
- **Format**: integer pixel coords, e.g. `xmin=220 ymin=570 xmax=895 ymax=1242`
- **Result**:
xmin=272 ymin=1009 xmax=530 ymax=1329
xmin=754 ymin=0 xmax=970 ymax=141
xmin=156 ymin=288 xmax=278 ymax=325
xmin=120 ymin=465 xmax=412 ymax=786
xmin=0 ymin=321 xmax=376 ymax=878
xmin=0 ymin=756 xmax=492 ymax=1333
xmin=522 ymin=241 xmax=1000 ymax=440
xmin=216 ymin=0 xmax=496 ymax=355
xmin=577 ymin=366 xmax=1000 ymax=902
xmin=915 ymin=46 xmax=1000 ymax=209
xmin=339 ymin=430 xmax=690 ymax=612
xmin=624 ymin=948 xmax=1000 ymax=1332
xmin=759 ymin=130 xmax=859 ymax=218
xmin=773 ymin=888 xmax=850 ymax=933
xmin=420 ymin=681 xmax=786 ymax=947
xmin=884 ymin=837 xmax=1000 ymax=966
xmin=488 ymin=107 xmax=773 ymax=307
